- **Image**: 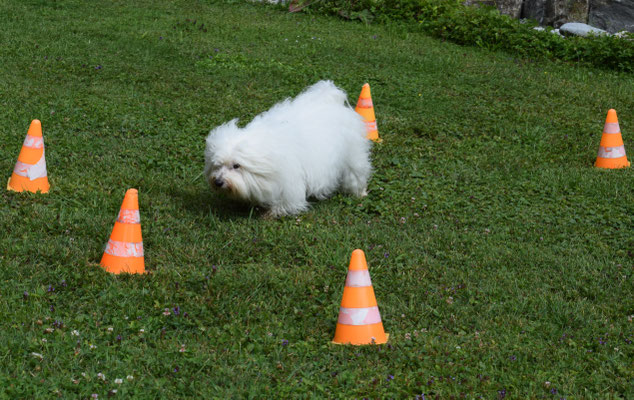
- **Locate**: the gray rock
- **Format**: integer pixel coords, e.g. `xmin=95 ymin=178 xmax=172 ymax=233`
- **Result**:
xmin=567 ymin=0 xmax=591 ymax=24
xmin=464 ymin=0 xmax=633 ymax=34
xmin=522 ymin=0 xmax=547 ymax=24
xmin=464 ymin=0 xmax=524 ymax=18
xmin=521 ymin=0 xmax=589 ymax=27
xmin=559 ymin=22 xmax=608 ymax=36
xmin=589 ymin=0 xmax=634 ymax=33
xmin=495 ymin=0 xmax=526 ymax=18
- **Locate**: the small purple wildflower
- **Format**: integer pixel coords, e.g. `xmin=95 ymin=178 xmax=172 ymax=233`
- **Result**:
xmin=23 ymin=291 xmax=29 ymax=300
xmin=281 ymin=339 xmax=289 ymax=346
xmin=550 ymin=388 xmax=558 ymax=395
xmin=48 ymin=285 xmax=55 ymax=293
xmin=61 ymin=280 xmax=67 ymax=288
xmin=159 ymin=36 xmax=163 ymax=40
xmin=49 ymin=304 xmax=55 ymax=312
xmin=116 ymin=335 xmax=122 ymax=342
xmin=173 ymin=306 xmax=180 ymax=316
xmin=383 ymin=252 xmax=389 ymax=258
xmin=498 ymin=389 xmax=507 ymax=399
xmin=95 ymin=65 xmax=102 ymax=70
xmin=509 ymin=355 xmax=517 ymax=361
xmin=386 ymin=374 xmax=394 ymax=382
xmin=173 ymin=366 xmax=179 ymax=373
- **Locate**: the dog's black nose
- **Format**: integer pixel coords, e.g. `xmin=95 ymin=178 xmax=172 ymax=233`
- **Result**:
xmin=214 ymin=178 xmax=224 ymax=188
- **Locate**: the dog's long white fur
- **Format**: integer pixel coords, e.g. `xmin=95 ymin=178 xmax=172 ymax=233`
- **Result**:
xmin=204 ymin=80 xmax=372 ymax=217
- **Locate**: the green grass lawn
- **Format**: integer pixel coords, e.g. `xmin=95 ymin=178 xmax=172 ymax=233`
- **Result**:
xmin=1 ymin=0 xmax=633 ymax=398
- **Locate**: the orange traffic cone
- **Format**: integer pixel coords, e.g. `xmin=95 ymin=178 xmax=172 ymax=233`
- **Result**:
xmin=7 ymin=120 xmax=50 ymax=193
xmin=355 ymin=83 xmax=381 ymax=142
xmin=332 ymin=249 xmax=388 ymax=345
xmin=595 ymin=109 xmax=630 ymax=169
xmin=100 ymin=189 xmax=145 ymax=274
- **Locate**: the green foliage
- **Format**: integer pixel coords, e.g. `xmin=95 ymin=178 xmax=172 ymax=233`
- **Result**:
xmin=308 ymin=0 xmax=634 ymax=72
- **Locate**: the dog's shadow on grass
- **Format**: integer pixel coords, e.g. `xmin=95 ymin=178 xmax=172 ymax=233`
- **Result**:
xmin=171 ymin=186 xmax=261 ymax=221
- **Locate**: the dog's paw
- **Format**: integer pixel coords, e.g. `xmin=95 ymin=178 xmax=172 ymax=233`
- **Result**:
xmin=263 ymin=209 xmax=283 ymax=219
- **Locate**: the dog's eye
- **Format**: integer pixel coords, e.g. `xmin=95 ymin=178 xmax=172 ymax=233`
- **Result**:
xmin=232 ymin=163 xmax=241 ymax=169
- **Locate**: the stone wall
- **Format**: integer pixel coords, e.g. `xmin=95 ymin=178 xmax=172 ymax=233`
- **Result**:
xmin=465 ymin=0 xmax=634 ymax=33
xmin=588 ymin=0 xmax=634 ymax=33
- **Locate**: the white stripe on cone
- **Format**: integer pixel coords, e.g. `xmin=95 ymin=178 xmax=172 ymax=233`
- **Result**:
xmin=23 ymin=135 xmax=44 ymax=149
xmin=104 ymin=239 xmax=144 ymax=257
xmin=13 ymin=153 xmax=48 ymax=180
xmin=345 ymin=270 xmax=372 ymax=287
xmin=597 ymin=145 xmax=627 ymax=159
xmin=357 ymin=98 xmax=373 ymax=108
xmin=337 ymin=306 xmax=382 ymax=325
xmin=603 ymin=122 xmax=621 ymax=134
xmin=117 ymin=209 xmax=141 ymax=224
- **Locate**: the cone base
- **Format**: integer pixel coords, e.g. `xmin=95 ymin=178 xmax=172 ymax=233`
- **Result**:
xmin=100 ymin=253 xmax=145 ymax=274
xmin=332 ymin=322 xmax=388 ymax=345
xmin=595 ymin=157 xmax=630 ymax=169
xmin=7 ymin=174 xmax=50 ymax=193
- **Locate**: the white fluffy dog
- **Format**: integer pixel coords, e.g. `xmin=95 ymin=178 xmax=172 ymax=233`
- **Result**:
xmin=204 ymin=80 xmax=372 ymax=217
